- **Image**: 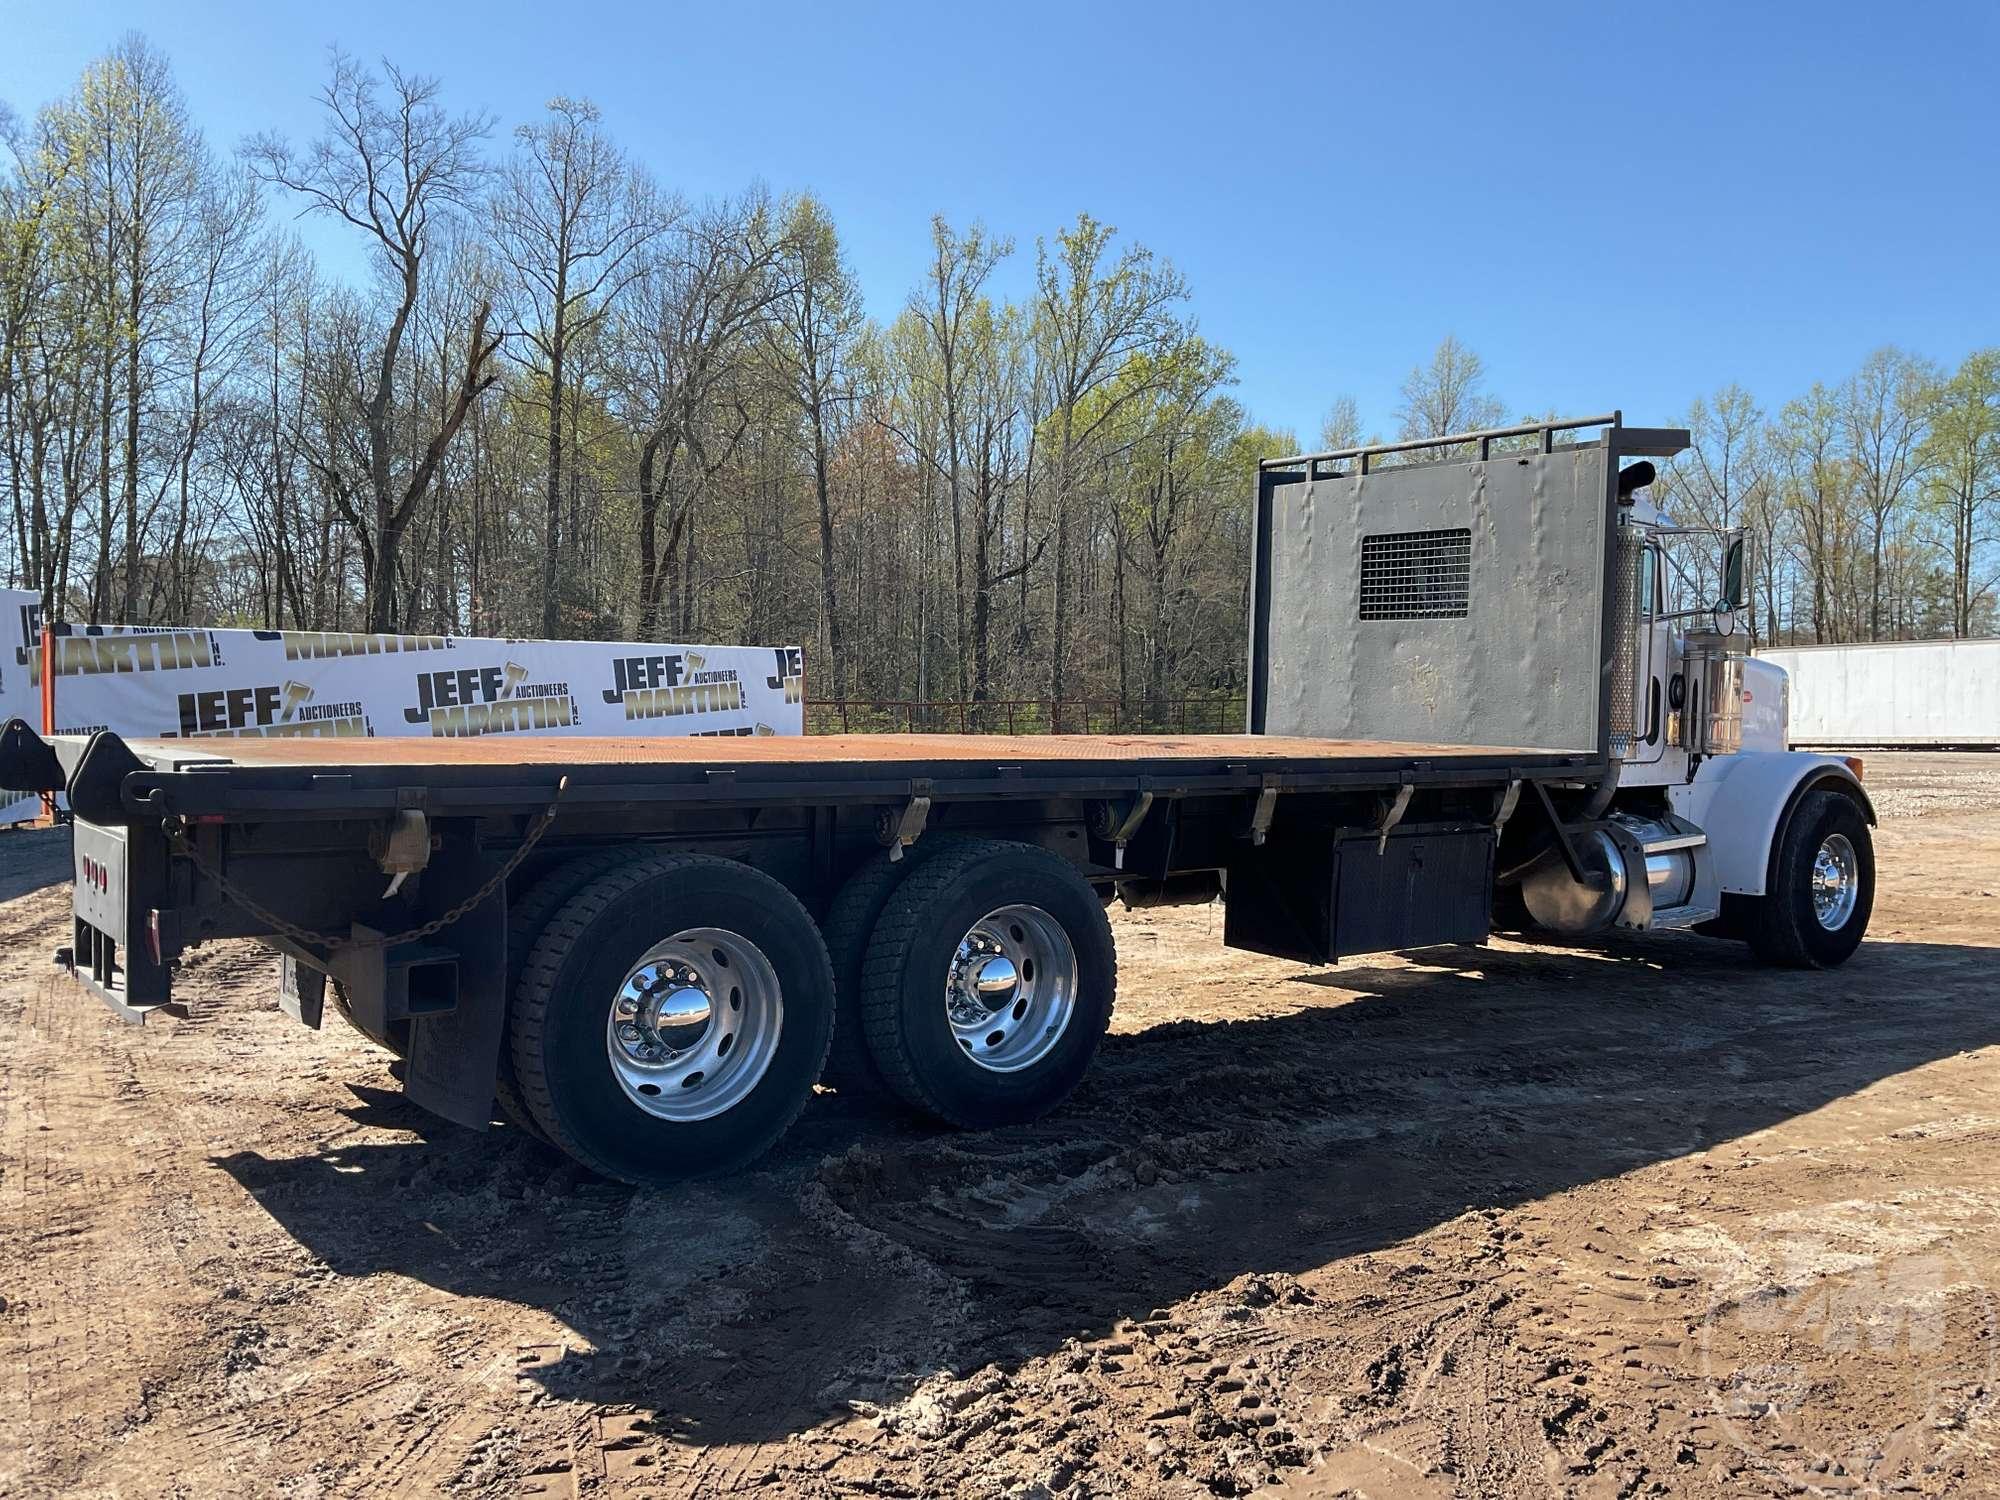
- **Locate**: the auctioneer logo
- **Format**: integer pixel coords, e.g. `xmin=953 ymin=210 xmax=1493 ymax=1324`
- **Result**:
xmin=766 ymin=646 xmax=804 ymax=705
xmin=10 ymin=599 xmax=37 ymax=668
xmin=403 ymin=661 xmax=578 ymax=737
xmin=17 ymin=608 xmax=220 ymax=684
xmin=169 ymin=679 xmax=369 ymax=738
xmin=255 ymin=630 xmax=454 ymax=661
xmin=601 ymin=650 xmax=746 ymax=722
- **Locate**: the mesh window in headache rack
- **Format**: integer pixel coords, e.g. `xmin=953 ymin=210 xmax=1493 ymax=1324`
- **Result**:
xmin=1357 ymin=528 xmax=1472 ymax=621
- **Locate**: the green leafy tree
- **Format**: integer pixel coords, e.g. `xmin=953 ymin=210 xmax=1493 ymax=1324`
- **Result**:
xmin=1919 ymin=350 xmax=2000 ymax=637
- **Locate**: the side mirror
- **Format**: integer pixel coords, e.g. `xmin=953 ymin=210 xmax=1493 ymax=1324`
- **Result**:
xmin=1722 ymin=536 xmax=1749 ymax=613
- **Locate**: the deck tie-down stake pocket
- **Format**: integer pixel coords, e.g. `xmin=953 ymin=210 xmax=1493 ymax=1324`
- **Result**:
xmin=881 ymin=778 xmax=934 ymax=861
xmin=371 ymin=803 xmax=433 ymax=898
xmin=1374 ymin=784 xmax=1415 ymax=855
xmin=1246 ymin=774 xmax=1280 ymax=846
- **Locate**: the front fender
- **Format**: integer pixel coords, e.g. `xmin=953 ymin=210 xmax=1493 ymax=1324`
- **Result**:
xmin=1670 ymin=752 xmax=1874 ymax=900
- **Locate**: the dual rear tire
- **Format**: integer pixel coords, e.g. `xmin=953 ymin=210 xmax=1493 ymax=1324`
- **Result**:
xmin=508 ymin=855 xmax=834 ymax=1184
xmin=857 ymin=840 xmax=1115 ymax=1129
xmin=505 ymin=841 xmax=1116 ymax=1185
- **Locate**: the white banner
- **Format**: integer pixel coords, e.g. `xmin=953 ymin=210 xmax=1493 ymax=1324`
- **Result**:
xmin=1 ymin=589 xmax=39 ymax=824
xmin=11 ymin=607 xmax=803 ymax=751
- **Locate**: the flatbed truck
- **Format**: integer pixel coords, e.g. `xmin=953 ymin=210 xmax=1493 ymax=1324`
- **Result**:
xmin=0 ymin=416 xmax=1876 ymax=1186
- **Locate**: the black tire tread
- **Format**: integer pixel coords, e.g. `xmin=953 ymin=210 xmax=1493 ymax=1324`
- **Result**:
xmin=859 ymin=838 xmax=1115 ymax=1127
xmin=818 ymin=851 xmax=913 ymax=1096
xmin=509 ymin=854 xmax=832 ymax=1181
xmin=1749 ymin=788 xmax=1871 ymax=969
xmin=497 ymin=848 xmax=635 ymax=1140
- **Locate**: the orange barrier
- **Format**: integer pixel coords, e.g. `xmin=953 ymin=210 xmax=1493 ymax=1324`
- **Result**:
xmin=40 ymin=628 xmax=55 ymax=820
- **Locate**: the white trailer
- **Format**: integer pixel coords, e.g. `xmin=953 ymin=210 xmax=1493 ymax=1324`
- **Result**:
xmin=1758 ymin=639 xmax=2000 ymax=749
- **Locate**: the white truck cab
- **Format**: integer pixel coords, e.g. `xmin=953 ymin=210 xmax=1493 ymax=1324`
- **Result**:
xmin=1251 ymin=414 xmax=1875 ymax=970
xmin=1517 ymin=470 xmax=1875 ymax=966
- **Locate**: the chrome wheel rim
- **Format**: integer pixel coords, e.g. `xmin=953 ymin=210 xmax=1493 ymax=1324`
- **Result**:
xmin=946 ymin=904 xmax=1077 ymax=1073
xmin=606 ymin=927 xmax=782 ymax=1122
xmin=1810 ymin=833 xmax=1859 ymax=931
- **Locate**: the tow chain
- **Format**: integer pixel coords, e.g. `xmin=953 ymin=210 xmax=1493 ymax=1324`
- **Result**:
xmin=161 ymin=776 xmax=568 ymax=953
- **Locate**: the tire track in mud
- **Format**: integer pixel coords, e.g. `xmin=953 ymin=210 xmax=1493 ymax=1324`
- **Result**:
xmin=3 ymin=897 xmax=169 ymax=1493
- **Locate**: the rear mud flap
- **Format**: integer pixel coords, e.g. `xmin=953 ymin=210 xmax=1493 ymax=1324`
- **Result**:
xmin=402 ymin=838 xmax=509 ymax=1130
xmin=301 ymin=837 xmax=510 ymax=1131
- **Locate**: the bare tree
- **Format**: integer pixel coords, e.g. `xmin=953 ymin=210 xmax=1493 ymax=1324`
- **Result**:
xmin=249 ymin=51 xmax=499 ymax=630
xmin=1033 ymin=214 xmax=1189 ymax=715
xmin=766 ymin=194 xmax=861 ymax=685
xmin=1396 ymin=334 xmax=1504 ymax=440
xmin=1841 ymin=346 xmax=1938 ymax=639
xmin=874 ymin=217 xmax=1018 ymax=702
xmin=1318 ymin=393 xmax=1362 ymax=451
xmin=148 ymin=164 xmax=263 ymax=622
xmin=1669 ymin=384 xmax=1770 ymax=638
xmin=1773 ymin=384 xmax=1862 ymax=641
xmin=491 ymin=96 xmax=664 ymax=635
xmin=621 ymin=190 xmax=786 ymax=635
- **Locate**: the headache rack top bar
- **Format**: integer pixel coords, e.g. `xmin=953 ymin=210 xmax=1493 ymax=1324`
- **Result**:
xmin=1266 ymin=412 xmax=1643 ymax=477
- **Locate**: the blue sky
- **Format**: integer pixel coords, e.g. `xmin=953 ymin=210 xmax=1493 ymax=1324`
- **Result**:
xmin=4 ymin=0 xmax=1994 ymax=444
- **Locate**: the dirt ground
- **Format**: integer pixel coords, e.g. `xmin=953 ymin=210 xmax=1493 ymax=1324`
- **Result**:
xmin=3 ymin=753 xmax=1998 ymax=1498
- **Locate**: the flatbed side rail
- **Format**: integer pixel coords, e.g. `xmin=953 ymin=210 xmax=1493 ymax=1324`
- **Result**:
xmin=6 ymin=725 xmax=1600 ymax=828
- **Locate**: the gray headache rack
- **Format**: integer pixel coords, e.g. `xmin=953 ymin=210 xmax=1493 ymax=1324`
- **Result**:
xmin=1247 ymin=412 xmax=1690 ymax=760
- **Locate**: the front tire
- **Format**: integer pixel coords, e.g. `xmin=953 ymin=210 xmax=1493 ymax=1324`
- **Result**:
xmin=509 ymin=855 xmax=833 ymax=1184
xmin=860 ymin=839 xmax=1116 ymax=1129
xmin=1749 ymin=789 xmax=1874 ymax=968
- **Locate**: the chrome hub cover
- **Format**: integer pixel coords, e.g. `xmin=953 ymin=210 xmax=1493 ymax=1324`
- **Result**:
xmin=1810 ymin=832 xmax=1859 ymax=931
xmin=944 ymin=904 xmax=1078 ymax=1074
xmin=606 ymin=929 xmax=783 ymax=1122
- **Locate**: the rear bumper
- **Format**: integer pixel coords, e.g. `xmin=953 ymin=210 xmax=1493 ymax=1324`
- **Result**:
xmin=64 ymin=817 xmax=183 ymax=1021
